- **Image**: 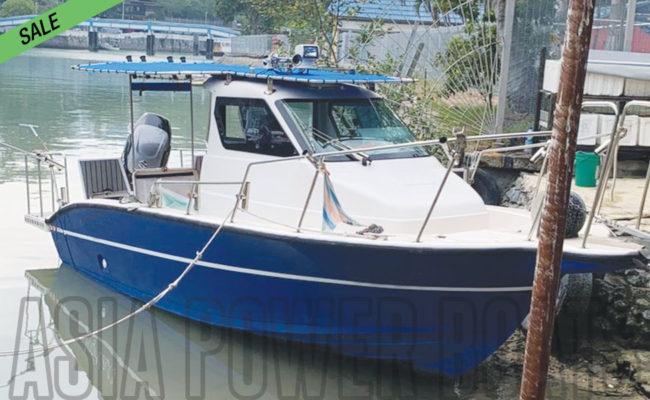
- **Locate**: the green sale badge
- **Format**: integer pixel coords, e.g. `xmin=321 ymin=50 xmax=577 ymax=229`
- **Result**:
xmin=0 ymin=0 xmax=125 ymax=63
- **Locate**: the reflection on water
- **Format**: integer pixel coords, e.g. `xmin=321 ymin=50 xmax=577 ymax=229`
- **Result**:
xmin=0 ymin=49 xmax=210 ymax=183
xmin=19 ymin=266 xmax=468 ymax=399
xmin=7 ymin=265 xmax=609 ymax=399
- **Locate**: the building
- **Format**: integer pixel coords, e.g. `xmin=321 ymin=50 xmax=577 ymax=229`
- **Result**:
xmin=329 ymin=0 xmax=463 ymax=33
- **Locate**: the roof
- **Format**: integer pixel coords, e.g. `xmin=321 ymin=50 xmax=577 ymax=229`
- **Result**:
xmin=587 ymin=50 xmax=650 ymax=80
xmin=329 ymin=0 xmax=464 ymax=25
xmin=73 ymin=62 xmax=413 ymax=84
xmin=543 ymin=50 xmax=650 ymax=97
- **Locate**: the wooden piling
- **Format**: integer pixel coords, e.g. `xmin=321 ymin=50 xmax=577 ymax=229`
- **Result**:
xmin=519 ymin=0 xmax=596 ymax=399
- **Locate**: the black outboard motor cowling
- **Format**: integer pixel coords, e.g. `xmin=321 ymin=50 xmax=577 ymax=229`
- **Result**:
xmin=122 ymin=113 xmax=172 ymax=180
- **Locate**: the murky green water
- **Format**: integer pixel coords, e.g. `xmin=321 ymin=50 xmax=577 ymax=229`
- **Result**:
xmin=0 ymin=48 xmax=210 ymax=183
xmin=0 ymin=49 xmax=622 ymax=399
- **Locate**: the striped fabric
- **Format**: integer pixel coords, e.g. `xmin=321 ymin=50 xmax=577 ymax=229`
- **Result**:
xmin=322 ymin=174 xmax=361 ymax=231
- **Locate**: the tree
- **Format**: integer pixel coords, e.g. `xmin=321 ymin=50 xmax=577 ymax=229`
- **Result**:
xmin=213 ymin=0 xmax=274 ymax=34
xmin=432 ymin=3 xmax=499 ymax=107
xmin=0 ymin=0 xmax=35 ymax=17
xmin=213 ymin=0 xmax=340 ymax=64
xmin=156 ymin=0 xmax=214 ymax=21
xmin=434 ymin=23 xmax=499 ymax=106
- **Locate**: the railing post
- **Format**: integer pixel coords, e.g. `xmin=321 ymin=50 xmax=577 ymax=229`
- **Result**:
xmin=231 ymin=168 xmax=252 ymax=223
xmin=186 ymin=183 xmax=197 ymax=215
xmin=37 ymin=159 xmax=43 ymax=217
xmin=49 ymin=167 xmax=56 ymax=212
xmin=582 ymin=127 xmax=622 ymax=248
xmin=24 ymin=155 xmax=30 ymax=215
xmin=64 ymin=156 xmax=70 ymax=206
xmin=297 ymin=167 xmax=321 ymax=232
xmin=416 ymin=152 xmax=456 ymax=242
xmin=637 ymin=160 xmax=650 ymax=230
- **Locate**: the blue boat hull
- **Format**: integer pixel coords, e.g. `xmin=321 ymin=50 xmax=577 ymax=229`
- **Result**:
xmin=46 ymin=203 xmax=637 ymax=375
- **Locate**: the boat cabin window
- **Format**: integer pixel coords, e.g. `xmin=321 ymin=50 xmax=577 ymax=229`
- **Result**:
xmin=215 ymin=98 xmax=297 ymax=157
xmin=278 ymin=98 xmax=428 ymax=160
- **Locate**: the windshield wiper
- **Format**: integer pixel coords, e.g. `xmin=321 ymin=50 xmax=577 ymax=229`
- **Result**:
xmin=310 ymin=129 xmax=371 ymax=164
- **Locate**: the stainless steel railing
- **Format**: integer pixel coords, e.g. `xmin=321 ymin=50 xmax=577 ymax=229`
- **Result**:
xmin=21 ymin=152 xmax=69 ymax=217
xmin=581 ymin=100 xmax=650 ymax=247
xmin=225 ymin=130 xmax=558 ymax=241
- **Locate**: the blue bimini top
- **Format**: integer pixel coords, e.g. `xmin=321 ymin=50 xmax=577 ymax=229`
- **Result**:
xmin=73 ymin=61 xmax=413 ymax=84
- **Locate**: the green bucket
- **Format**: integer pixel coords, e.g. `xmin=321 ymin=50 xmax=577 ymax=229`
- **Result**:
xmin=574 ymin=151 xmax=600 ymax=187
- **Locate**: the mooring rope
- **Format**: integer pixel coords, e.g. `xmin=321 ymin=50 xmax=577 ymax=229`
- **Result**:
xmin=0 ymin=209 xmax=234 ymax=358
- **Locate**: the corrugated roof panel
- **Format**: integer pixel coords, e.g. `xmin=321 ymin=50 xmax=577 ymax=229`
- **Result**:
xmin=330 ymin=0 xmax=465 ymax=24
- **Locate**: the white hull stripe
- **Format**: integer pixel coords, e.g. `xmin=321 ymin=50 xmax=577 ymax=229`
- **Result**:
xmin=52 ymin=227 xmax=533 ymax=293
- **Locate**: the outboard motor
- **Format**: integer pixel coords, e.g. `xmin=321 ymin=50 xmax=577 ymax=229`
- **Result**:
xmin=122 ymin=113 xmax=172 ymax=180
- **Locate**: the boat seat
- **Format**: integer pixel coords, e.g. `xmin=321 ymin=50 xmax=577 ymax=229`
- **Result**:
xmin=79 ymin=158 xmax=130 ymax=199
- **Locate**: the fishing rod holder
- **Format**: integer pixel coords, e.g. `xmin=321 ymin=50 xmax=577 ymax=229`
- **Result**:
xmin=22 ymin=152 xmax=69 ymax=218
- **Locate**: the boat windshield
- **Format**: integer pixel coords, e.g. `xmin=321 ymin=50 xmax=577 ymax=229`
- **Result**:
xmin=278 ymin=98 xmax=428 ymax=160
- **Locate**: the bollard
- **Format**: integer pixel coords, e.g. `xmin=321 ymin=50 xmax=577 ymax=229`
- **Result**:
xmin=88 ymin=30 xmax=98 ymax=52
xmin=206 ymin=38 xmax=214 ymax=60
xmin=146 ymin=34 xmax=155 ymax=56
xmin=193 ymin=34 xmax=199 ymax=56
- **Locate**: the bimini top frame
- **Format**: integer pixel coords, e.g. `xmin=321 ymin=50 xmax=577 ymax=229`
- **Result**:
xmin=73 ymin=61 xmax=413 ymax=84
xmin=74 ymin=60 xmax=413 ymax=190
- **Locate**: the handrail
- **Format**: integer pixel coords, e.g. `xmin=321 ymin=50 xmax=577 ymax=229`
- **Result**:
xmin=582 ymin=100 xmax=650 ymax=247
xmin=229 ymin=130 xmax=555 ymax=229
xmin=19 ymin=150 xmax=69 ymax=217
xmin=152 ymin=179 xmax=244 ymax=214
xmin=309 ymin=130 xmax=553 ymax=160
xmin=468 ymin=141 xmax=549 ymax=183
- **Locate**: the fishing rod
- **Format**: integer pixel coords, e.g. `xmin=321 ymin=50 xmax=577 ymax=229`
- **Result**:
xmin=0 ymin=141 xmax=65 ymax=171
xmin=0 ymin=125 xmax=65 ymax=170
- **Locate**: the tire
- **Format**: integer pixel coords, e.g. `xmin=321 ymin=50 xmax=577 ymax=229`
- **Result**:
xmin=553 ymin=273 xmax=594 ymax=357
xmin=566 ymin=192 xmax=587 ymax=238
xmin=471 ymin=169 xmax=501 ymax=205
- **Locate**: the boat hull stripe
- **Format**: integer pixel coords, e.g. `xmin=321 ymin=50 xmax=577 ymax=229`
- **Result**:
xmin=52 ymin=226 xmax=533 ymax=293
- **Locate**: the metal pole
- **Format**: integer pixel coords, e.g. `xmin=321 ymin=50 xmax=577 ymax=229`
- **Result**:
xmin=24 ymin=155 xmax=30 ymax=215
xmin=296 ymin=168 xmax=321 ymax=232
xmin=49 ymin=167 xmax=55 ymax=212
xmin=64 ymin=156 xmax=69 ymax=206
xmin=519 ymin=1 xmax=596 ymax=399
xmin=636 ymin=160 xmax=650 ymax=229
xmin=527 ymin=153 xmax=550 ymax=241
xmin=129 ymin=74 xmax=136 ymax=188
xmin=624 ymin=0 xmax=637 ymax=52
xmin=186 ymin=183 xmax=197 ymax=215
xmin=495 ymin=0 xmax=515 ymax=134
xmin=533 ymin=47 xmax=547 ymax=132
xmin=416 ymin=153 xmax=456 ymax=242
xmin=37 ymin=159 xmax=43 ymax=217
xmin=583 ymin=127 xmax=621 ymax=247
xmin=189 ymin=80 xmax=195 ymax=166
xmin=610 ymin=140 xmax=620 ymax=201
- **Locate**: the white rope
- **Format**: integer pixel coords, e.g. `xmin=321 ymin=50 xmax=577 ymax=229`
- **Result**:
xmin=0 ymin=208 xmax=234 ymax=358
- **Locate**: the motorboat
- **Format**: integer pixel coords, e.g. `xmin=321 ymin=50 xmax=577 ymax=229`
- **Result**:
xmin=21 ymin=50 xmax=646 ymax=375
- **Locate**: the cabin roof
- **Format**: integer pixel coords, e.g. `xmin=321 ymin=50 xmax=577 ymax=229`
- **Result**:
xmin=73 ymin=62 xmax=412 ymax=84
xmin=203 ymin=78 xmax=381 ymax=100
